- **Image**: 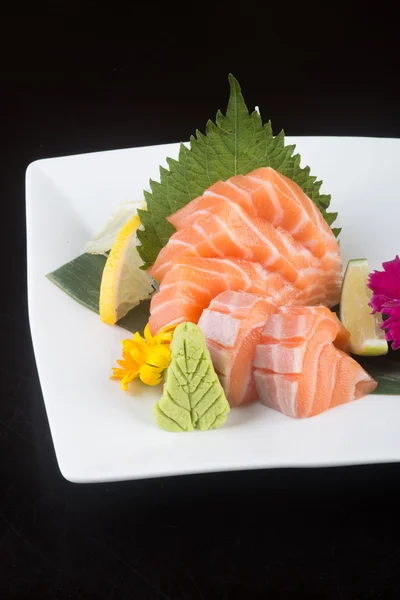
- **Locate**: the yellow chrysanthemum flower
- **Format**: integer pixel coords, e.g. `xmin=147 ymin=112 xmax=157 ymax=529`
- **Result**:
xmin=111 ymin=324 xmax=177 ymax=390
xmin=139 ymin=346 xmax=171 ymax=386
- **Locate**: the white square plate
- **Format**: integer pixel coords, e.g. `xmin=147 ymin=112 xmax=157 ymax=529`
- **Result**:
xmin=26 ymin=138 xmax=400 ymax=483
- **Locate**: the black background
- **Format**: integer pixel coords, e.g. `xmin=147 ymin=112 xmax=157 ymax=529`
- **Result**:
xmin=2 ymin=13 xmax=400 ymax=600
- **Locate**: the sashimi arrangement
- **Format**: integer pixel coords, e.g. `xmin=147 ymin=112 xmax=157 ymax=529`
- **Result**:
xmin=48 ymin=75 xmax=400 ymax=432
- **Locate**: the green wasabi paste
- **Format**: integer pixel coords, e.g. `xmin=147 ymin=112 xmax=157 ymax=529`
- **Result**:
xmin=153 ymin=322 xmax=230 ymax=432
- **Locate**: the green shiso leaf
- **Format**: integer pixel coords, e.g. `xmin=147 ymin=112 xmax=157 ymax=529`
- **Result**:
xmin=47 ymin=253 xmax=150 ymax=334
xmin=137 ymin=73 xmax=339 ymax=269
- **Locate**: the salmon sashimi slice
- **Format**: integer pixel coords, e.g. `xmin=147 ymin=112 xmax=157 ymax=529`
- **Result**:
xmin=148 ymin=257 xmax=301 ymax=335
xmin=273 ymin=306 xmax=351 ymax=352
xmin=253 ymin=306 xmax=377 ymax=418
xmin=198 ymin=291 xmax=278 ymax=407
xmin=167 ymin=166 xmax=341 ymax=271
xmin=167 ymin=185 xmax=257 ymax=230
xmin=240 ymin=168 xmax=339 ymax=263
xmin=150 ymin=201 xmax=324 ymax=286
xmin=149 ymin=168 xmax=342 ymax=331
xmin=148 ymin=257 xmax=333 ymax=335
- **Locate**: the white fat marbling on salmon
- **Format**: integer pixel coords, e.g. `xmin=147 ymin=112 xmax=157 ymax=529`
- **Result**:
xmin=248 ymin=176 xmax=285 ymax=224
xmin=272 ymin=174 xmax=312 ymax=232
xmin=209 ymin=290 xmax=265 ymax=314
xmin=171 ymin=261 xmax=231 ymax=287
xmin=254 ymin=370 xmax=298 ymax=417
xmin=203 ymin=190 xmax=229 ymax=200
xmin=205 ymin=340 xmax=231 ymax=376
xmin=159 ymin=280 xmax=208 ymax=295
xmin=193 ymin=222 xmax=225 ymax=257
xmin=168 ymin=238 xmax=194 ymax=249
xmin=183 ymin=209 xmax=209 ymax=221
xmin=198 ymin=310 xmax=241 ymax=348
xmin=233 ymin=320 xmax=272 ymax=405
xmin=253 ymin=341 xmax=307 ymax=374
xmin=223 ymin=180 xmax=253 ymax=207
xmin=262 ymin=313 xmax=316 ymax=340
xmin=277 ymin=227 xmax=317 ymax=260
xmin=219 ymin=259 xmax=253 ymax=289
xmin=324 ymin=351 xmax=337 ymax=413
xmin=204 ymin=187 xmax=253 ymax=212
xmin=213 ymin=214 xmax=253 ymax=260
xmin=233 ymin=209 xmax=281 ymax=267
xmin=150 ymin=298 xmax=204 ymax=316
xmin=303 ymin=339 xmax=327 ymax=418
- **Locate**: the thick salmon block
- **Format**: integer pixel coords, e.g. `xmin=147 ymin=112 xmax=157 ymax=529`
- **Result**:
xmin=198 ymin=291 xmax=277 ymax=407
xmin=253 ymin=306 xmax=376 ymax=418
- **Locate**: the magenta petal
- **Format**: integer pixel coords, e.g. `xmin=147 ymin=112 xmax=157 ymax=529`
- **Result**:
xmin=381 ymin=305 xmax=400 ymax=350
xmin=368 ymin=255 xmax=400 ymax=347
xmin=382 ymin=255 xmax=400 ymax=278
xmin=368 ymin=255 xmax=400 ymax=300
xmin=369 ymin=293 xmax=393 ymax=314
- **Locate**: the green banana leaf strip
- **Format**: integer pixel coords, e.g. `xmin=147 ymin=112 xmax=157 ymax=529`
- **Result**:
xmin=355 ymin=349 xmax=400 ymax=395
xmin=47 ymin=253 xmax=150 ymax=334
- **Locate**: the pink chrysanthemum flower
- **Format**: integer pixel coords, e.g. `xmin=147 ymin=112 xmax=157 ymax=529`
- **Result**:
xmin=368 ymin=255 xmax=400 ymax=351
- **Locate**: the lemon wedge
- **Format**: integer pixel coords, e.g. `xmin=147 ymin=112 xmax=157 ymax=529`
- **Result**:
xmin=99 ymin=213 xmax=154 ymax=325
xmin=340 ymin=258 xmax=388 ymax=356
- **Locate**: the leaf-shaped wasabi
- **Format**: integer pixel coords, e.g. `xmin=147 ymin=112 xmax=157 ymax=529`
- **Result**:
xmin=153 ymin=323 xmax=230 ymax=432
